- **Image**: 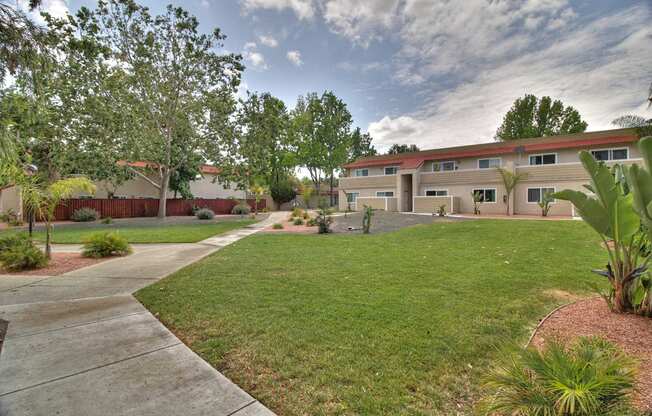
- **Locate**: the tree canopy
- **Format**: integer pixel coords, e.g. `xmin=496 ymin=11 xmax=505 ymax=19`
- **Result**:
xmin=387 ymin=144 xmax=420 ymax=154
xmin=495 ymin=94 xmax=587 ymax=141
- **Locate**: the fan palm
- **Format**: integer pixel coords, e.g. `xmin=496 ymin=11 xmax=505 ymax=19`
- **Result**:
xmin=497 ymin=167 xmax=528 ymax=215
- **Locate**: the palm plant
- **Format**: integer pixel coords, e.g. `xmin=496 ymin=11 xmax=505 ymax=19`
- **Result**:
xmin=538 ymin=189 xmax=554 ymax=217
xmin=471 ymin=191 xmax=482 ymax=215
xmin=481 ymin=337 xmax=637 ymax=416
xmin=249 ymin=183 xmax=266 ymax=215
xmin=22 ymin=176 xmax=96 ymax=258
xmin=497 ymin=167 xmax=528 ymax=215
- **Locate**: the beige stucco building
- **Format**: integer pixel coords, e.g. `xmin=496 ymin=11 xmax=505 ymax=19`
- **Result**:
xmin=338 ymin=128 xmax=642 ymax=217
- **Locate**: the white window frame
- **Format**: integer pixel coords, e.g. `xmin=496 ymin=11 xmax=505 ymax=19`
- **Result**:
xmin=384 ymin=166 xmax=399 ymax=175
xmin=477 ymin=157 xmax=502 ymax=169
xmin=424 ymin=188 xmax=448 ymax=197
xmin=528 ymin=153 xmax=558 ymax=166
xmin=354 ymin=168 xmax=369 ymax=177
xmin=432 ymin=160 xmax=456 ymax=172
xmin=526 ymin=187 xmax=556 ymax=204
xmin=472 ymin=188 xmax=497 ymax=203
xmin=590 ymin=147 xmax=629 ymax=161
xmin=376 ymin=190 xmax=395 ymax=197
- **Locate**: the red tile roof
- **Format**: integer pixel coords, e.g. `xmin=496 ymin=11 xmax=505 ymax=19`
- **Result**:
xmin=343 ymin=128 xmax=639 ymax=169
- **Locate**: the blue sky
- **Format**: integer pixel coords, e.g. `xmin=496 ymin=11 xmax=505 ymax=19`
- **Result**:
xmin=27 ymin=0 xmax=652 ymax=152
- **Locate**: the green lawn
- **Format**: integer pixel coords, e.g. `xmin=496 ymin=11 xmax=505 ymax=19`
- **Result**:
xmin=2 ymin=220 xmax=256 ymax=243
xmin=136 ymin=220 xmax=606 ymax=415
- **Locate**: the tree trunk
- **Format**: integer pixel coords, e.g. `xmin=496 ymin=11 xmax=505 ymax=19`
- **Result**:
xmin=45 ymin=222 xmax=52 ymax=259
xmin=329 ymin=175 xmax=334 ymax=207
xmin=157 ymin=170 xmax=170 ymax=219
xmin=506 ymin=191 xmax=510 ymax=216
xmin=613 ymin=284 xmax=627 ymax=313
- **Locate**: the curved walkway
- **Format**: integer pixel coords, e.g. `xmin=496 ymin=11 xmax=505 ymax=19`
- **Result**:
xmin=0 ymin=212 xmax=286 ymax=416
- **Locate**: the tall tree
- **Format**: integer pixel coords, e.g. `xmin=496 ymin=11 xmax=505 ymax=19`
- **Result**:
xmin=236 ymin=92 xmax=294 ymax=196
xmin=0 ymin=0 xmax=46 ymax=83
xmin=75 ymin=0 xmax=242 ymax=217
xmin=612 ymin=115 xmax=651 ymax=128
xmin=349 ymin=127 xmax=376 ymax=161
xmin=291 ymin=93 xmax=325 ymax=194
xmin=495 ymin=94 xmax=587 ymax=141
xmin=387 ymin=144 xmax=420 ymax=154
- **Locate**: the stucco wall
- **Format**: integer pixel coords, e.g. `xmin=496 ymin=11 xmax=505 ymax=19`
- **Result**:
xmin=413 ymin=196 xmax=459 ymax=214
xmin=0 ymin=186 xmax=21 ymax=215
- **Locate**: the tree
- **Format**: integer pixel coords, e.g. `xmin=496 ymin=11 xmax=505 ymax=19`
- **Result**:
xmin=349 ymin=127 xmax=376 ymax=161
xmin=21 ymin=175 xmax=95 ymax=258
xmin=236 ymin=92 xmax=294 ymax=197
xmin=292 ymin=91 xmax=353 ymax=206
xmin=611 ymin=115 xmax=651 ymax=128
xmin=76 ymin=0 xmax=242 ymax=218
xmin=387 ymin=144 xmax=419 ymax=154
xmin=496 ymin=168 xmax=528 ymax=215
xmin=0 ymin=0 xmax=46 ymax=82
xmin=169 ymin=159 xmax=201 ymax=199
xmin=249 ymin=182 xmax=266 ymax=214
xmin=495 ymin=94 xmax=587 ymax=141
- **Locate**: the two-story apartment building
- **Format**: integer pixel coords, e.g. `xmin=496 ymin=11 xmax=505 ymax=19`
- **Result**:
xmin=338 ymin=128 xmax=641 ymax=217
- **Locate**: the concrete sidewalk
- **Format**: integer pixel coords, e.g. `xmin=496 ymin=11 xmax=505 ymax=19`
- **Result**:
xmin=0 ymin=213 xmax=285 ymax=416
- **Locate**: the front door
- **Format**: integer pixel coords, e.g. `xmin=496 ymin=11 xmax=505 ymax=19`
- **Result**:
xmin=401 ymin=174 xmax=413 ymax=212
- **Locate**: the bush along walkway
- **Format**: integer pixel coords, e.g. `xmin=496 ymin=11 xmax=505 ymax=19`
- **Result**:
xmin=0 ymin=212 xmax=285 ymax=416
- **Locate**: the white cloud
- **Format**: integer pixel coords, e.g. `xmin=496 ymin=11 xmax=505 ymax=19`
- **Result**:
xmin=259 ymin=35 xmax=279 ymax=47
xmin=367 ymin=6 xmax=652 ymax=151
xmin=242 ymin=42 xmax=269 ymax=70
xmin=286 ymin=50 xmax=303 ymax=66
xmin=322 ymin=0 xmax=400 ymax=46
xmin=240 ymin=0 xmax=315 ymax=19
xmin=201 ymin=0 xmax=210 ymax=7
xmin=243 ymin=42 xmax=257 ymax=50
xmin=17 ymin=0 xmax=69 ymax=25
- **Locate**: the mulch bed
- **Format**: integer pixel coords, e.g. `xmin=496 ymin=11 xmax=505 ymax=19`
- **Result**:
xmin=531 ymin=297 xmax=652 ymax=411
xmin=0 ymin=252 xmax=108 ymax=276
xmin=264 ymin=220 xmax=318 ymax=234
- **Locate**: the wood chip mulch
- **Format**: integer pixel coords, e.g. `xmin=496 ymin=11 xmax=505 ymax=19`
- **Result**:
xmin=531 ymin=297 xmax=652 ymax=411
xmin=0 ymin=252 xmax=108 ymax=276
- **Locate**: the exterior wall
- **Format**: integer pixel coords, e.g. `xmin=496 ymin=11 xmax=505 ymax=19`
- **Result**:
xmin=357 ymin=197 xmax=388 ymax=210
xmin=413 ymin=196 xmax=459 ymax=214
xmin=0 ymin=186 xmax=22 ymax=215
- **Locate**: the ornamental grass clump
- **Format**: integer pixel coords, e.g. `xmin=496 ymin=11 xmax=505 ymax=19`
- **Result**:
xmin=82 ymin=232 xmax=132 ymax=258
xmin=195 ymin=208 xmax=215 ymax=220
xmin=0 ymin=234 xmax=47 ymax=271
xmin=71 ymin=207 xmax=99 ymax=222
xmin=481 ymin=337 xmax=637 ymax=416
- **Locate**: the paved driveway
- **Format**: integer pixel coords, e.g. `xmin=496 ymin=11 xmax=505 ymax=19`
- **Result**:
xmin=0 ymin=213 xmax=285 ymax=416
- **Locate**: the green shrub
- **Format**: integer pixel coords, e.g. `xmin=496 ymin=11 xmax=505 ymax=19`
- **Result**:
xmin=316 ymin=208 xmax=333 ymax=234
xmin=481 ymin=337 xmax=637 ymax=416
xmin=293 ymin=218 xmax=304 ymax=225
xmin=71 ymin=207 xmax=99 ymax=222
xmin=272 ymin=223 xmax=283 ymax=229
xmin=82 ymin=232 xmax=132 ymax=258
xmin=195 ymin=208 xmax=215 ymax=220
xmin=231 ymin=203 xmax=251 ymax=215
xmin=291 ymin=207 xmax=303 ymax=218
xmin=270 ymin=180 xmax=297 ymax=206
xmin=0 ymin=235 xmax=47 ymax=271
xmin=306 ymin=218 xmax=317 ymax=227
xmin=0 ymin=209 xmax=23 ymax=226
xmin=101 ymin=216 xmax=113 ymax=224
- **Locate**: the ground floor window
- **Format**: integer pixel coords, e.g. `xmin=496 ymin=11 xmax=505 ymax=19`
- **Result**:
xmin=376 ymin=191 xmax=394 ymax=197
xmin=527 ymin=187 xmax=555 ymax=203
xmin=472 ymin=188 xmax=496 ymax=203
xmin=346 ymin=192 xmax=359 ymax=205
xmin=425 ymin=189 xmax=448 ymax=196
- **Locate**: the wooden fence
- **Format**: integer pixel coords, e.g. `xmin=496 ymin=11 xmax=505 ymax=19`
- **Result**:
xmin=48 ymin=198 xmax=265 ymax=221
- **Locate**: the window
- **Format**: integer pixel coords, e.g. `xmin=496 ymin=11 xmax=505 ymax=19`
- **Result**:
xmin=384 ymin=166 xmax=398 ymax=175
xmin=433 ymin=161 xmax=456 ymax=172
xmin=425 ymin=189 xmax=448 ymax=196
xmin=590 ymin=148 xmax=628 ymax=161
xmin=478 ymin=158 xmax=501 ymax=169
xmin=527 ymin=187 xmax=555 ymax=204
xmin=472 ymin=188 xmax=496 ymax=203
xmin=354 ymin=169 xmax=369 ymax=177
xmin=376 ymin=191 xmax=394 ymax=197
xmin=529 ymin=153 xmax=557 ymax=165
xmin=346 ymin=192 xmax=359 ymax=204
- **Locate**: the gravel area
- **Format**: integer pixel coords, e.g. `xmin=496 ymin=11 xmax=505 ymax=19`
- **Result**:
xmin=332 ymin=211 xmax=464 ymax=234
xmin=531 ymin=297 xmax=652 ymax=411
xmin=0 ymin=252 xmax=109 ymax=276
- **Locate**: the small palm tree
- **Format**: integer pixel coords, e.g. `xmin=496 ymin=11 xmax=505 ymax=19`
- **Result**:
xmin=481 ymin=337 xmax=637 ymax=416
xmin=497 ymin=167 xmax=528 ymax=215
xmin=22 ymin=176 xmax=96 ymax=258
xmin=249 ymin=183 xmax=267 ymax=215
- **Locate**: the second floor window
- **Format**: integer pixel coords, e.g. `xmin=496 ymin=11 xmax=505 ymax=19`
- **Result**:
xmin=384 ymin=166 xmax=398 ymax=175
xmin=433 ymin=161 xmax=456 ymax=172
xmin=591 ymin=148 xmax=628 ymax=161
xmin=478 ymin=158 xmax=501 ymax=169
xmin=354 ymin=169 xmax=369 ymax=177
xmin=529 ymin=153 xmax=557 ymax=165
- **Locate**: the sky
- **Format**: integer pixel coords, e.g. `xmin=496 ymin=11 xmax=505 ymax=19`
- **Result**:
xmin=21 ymin=0 xmax=652 ymax=153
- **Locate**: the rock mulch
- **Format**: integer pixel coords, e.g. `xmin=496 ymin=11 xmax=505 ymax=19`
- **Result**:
xmin=0 ymin=253 xmax=108 ymax=276
xmin=531 ymin=297 xmax=652 ymax=411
